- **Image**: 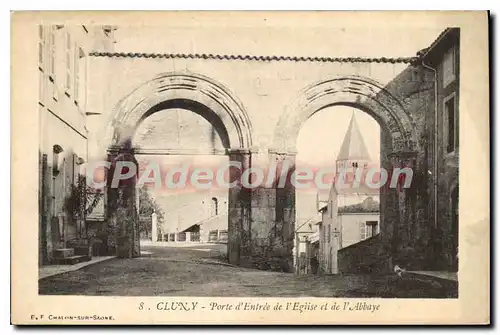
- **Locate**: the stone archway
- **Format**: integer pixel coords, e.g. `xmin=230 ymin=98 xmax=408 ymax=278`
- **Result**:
xmin=271 ymin=75 xmax=418 ymax=271
xmin=273 ymin=75 xmax=416 ymax=153
xmin=103 ymin=72 xmax=253 ymax=259
xmin=106 ymin=72 xmax=253 ymax=150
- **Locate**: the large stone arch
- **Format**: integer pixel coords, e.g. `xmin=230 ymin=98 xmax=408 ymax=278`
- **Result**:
xmin=273 ymin=75 xmax=416 ymax=153
xmin=105 ymin=71 xmax=253 ymax=151
xmin=268 ymin=75 xmax=418 ymax=273
xmin=103 ymin=71 xmax=253 ymax=259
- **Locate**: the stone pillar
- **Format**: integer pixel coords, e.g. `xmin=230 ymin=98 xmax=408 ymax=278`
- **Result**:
xmin=106 ymin=148 xmax=140 ymax=258
xmin=151 ymin=212 xmax=158 ymax=243
xmin=272 ymin=151 xmax=296 ymax=272
xmin=388 ymin=150 xmax=417 ymax=267
xmin=227 ymin=149 xmax=252 ymax=266
xmin=58 ymin=212 xmax=66 ymax=248
xmin=226 ymin=148 xmax=296 ymax=273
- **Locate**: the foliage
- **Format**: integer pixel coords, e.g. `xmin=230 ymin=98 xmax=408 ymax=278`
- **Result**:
xmin=138 ymin=186 xmax=165 ymax=235
xmin=63 ymin=174 xmax=104 ymax=220
xmin=338 ymin=196 xmax=380 ymax=214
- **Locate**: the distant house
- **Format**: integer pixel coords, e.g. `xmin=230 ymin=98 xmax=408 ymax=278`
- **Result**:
xmin=294 ymin=212 xmax=321 ymax=274
xmin=159 ymin=193 xmax=229 ymax=243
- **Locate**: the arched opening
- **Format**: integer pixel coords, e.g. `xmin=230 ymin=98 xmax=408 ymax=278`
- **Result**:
xmin=103 ymin=72 xmax=252 ymax=259
xmin=211 ymin=197 xmax=219 ymax=217
xmin=274 ymin=75 xmax=416 ymax=274
xmin=273 ymin=76 xmax=415 ymax=153
xmin=134 ymin=106 xmax=229 ymax=245
xmin=294 ymin=106 xmax=382 ymax=275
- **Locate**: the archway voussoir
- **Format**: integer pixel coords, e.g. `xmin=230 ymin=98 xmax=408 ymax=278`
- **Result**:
xmin=107 ymin=71 xmax=253 ymax=151
xmin=273 ymin=75 xmax=416 ymax=153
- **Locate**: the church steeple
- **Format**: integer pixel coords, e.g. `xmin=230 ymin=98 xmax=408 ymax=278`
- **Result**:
xmin=336 ymin=113 xmax=371 ymax=171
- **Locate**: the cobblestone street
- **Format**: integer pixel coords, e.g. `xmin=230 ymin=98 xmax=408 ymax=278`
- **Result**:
xmin=39 ymin=244 xmax=457 ymax=298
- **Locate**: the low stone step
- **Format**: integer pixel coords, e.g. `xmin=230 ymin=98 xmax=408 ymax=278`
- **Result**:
xmin=54 ymin=255 xmax=90 ymax=265
xmin=53 ymin=248 xmax=75 ymax=258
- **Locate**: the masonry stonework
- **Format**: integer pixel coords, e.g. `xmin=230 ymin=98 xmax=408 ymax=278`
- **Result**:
xmin=78 ymin=29 xmax=460 ymax=273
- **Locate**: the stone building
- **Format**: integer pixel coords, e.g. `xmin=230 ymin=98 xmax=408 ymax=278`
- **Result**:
xmin=315 ymin=113 xmax=380 ymax=274
xmin=38 ymin=25 xmax=116 ymax=265
xmin=338 ymin=28 xmax=460 ymax=273
xmin=421 ymin=28 xmax=460 ymax=271
xmin=37 ymin=26 xmax=460 ymax=273
xmin=158 ymin=192 xmax=229 ymax=243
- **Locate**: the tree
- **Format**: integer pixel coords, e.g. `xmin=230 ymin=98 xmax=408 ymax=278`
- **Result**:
xmin=138 ymin=186 xmax=165 ymax=237
xmin=63 ymin=174 xmax=104 ymax=239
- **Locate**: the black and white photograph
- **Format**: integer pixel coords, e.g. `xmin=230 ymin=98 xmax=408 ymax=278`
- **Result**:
xmin=10 ymin=11 xmax=489 ymax=325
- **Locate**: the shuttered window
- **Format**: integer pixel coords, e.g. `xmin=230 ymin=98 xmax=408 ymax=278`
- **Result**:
xmin=49 ymin=27 xmax=56 ymax=80
xmin=443 ymin=46 xmax=456 ymax=87
xmin=65 ymin=32 xmax=72 ymax=93
xmin=38 ymin=25 xmax=45 ymax=68
xmin=359 ymin=221 xmax=366 ymax=240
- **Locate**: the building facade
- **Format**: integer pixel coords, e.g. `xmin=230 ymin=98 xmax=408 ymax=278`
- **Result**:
xmin=338 ymin=28 xmax=460 ymax=273
xmin=421 ymin=28 xmax=460 ymax=271
xmin=38 ymin=25 xmax=115 ymax=265
xmin=37 ymin=26 xmax=460 ymax=273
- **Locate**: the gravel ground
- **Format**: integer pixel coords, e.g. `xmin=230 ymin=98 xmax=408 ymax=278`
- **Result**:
xmin=39 ymin=244 xmax=457 ymax=298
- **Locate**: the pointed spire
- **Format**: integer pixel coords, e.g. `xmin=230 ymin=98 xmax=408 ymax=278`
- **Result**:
xmin=337 ymin=112 xmax=371 ymax=162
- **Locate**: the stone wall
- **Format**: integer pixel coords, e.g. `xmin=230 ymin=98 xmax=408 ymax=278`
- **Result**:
xmin=376 ymin=63 xmax=440 ymax=270
xmin=433 ymin=42 xmax=460 ymax=271
xmin=338 ymin=234 xmax=388 ymax=274
xmin=85 ymin=53 xmax=426 ymax=271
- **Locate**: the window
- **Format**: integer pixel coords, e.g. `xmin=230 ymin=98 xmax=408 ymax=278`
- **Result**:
xmin=444 ymin=93 xmax=458 ymax=153
xmin=74 ymin=46 xmax=84 ymax=104
xmin=73 ymin=155 xmax=85 ymax=183
xmin=52 ymin=144 xmax=63 ymax=176
xmin=365 ymin=221 xmax=378 ymax=238
xmin=38 ymin=69 xmax=45 ymax=105
xmin=211 ymin=197 xmax=218 ymax=216
xmin=48 ymin=27 xmax=56 ymax=80
xmin=38 ymin=26 xmax=45 ymax=104
xmin=38 ymin=25 xmax=45 ymax=69
xmin=443 ymin=46 xmax=456 ymax=87
xmin=411 ymin=69 xmax=420 ymax=82
xmin=359 ymin=221 xmax=366 ymax=240
xmin=65 ymin=31 xmax=72 ymax=93
xmin=48 ymin=26 xmax=57 ymax=101
xmin=327 ymin=225 xmax=331 ymax=243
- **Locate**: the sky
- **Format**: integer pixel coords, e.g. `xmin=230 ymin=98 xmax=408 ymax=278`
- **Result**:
xmin=295 ymin=106 xmax=380 ymax=220
xmin=296 ymin=106 xmax=379 ymax=168
xmin=112 ymin=25 xmax=444 ymax=59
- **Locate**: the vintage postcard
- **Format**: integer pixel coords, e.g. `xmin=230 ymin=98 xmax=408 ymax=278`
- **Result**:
xmin=11 ymin=11 xmax=489 ymax=325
